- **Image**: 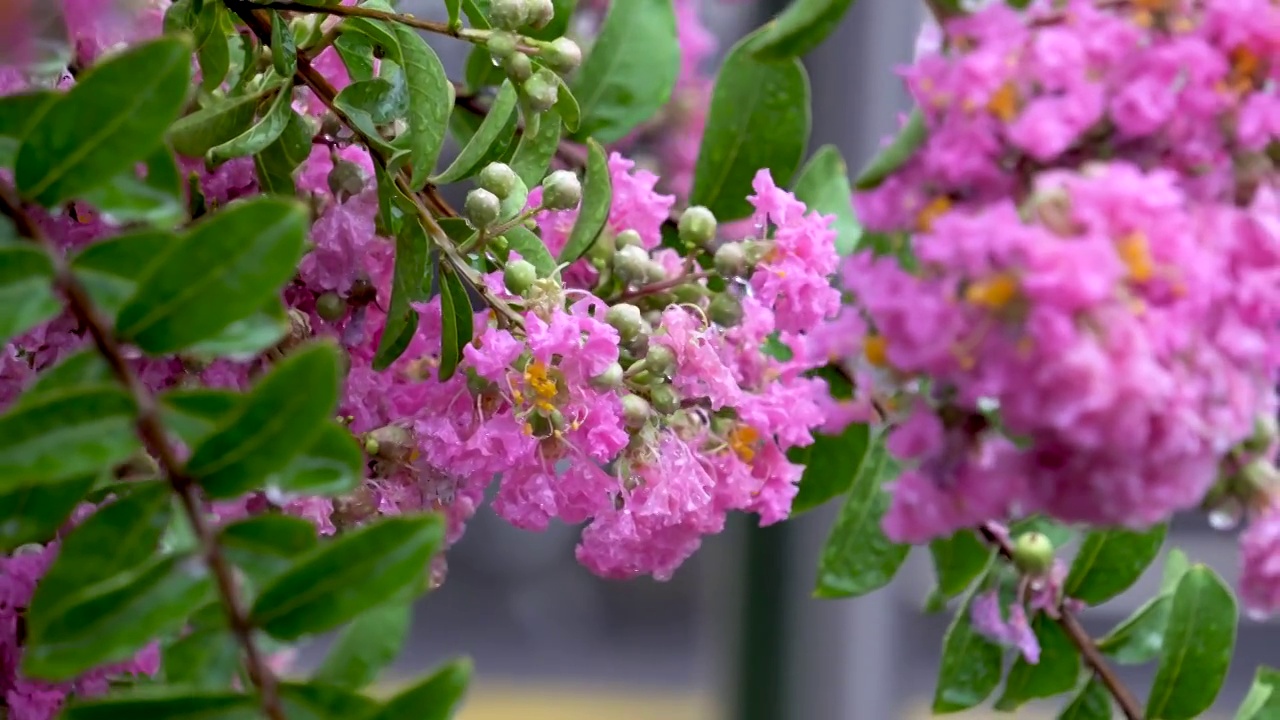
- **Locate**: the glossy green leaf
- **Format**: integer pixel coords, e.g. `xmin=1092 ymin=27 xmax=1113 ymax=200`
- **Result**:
xmin=0 ymin=91 xmax=57 ymax=167
xmin=195 ymin=2 xmax=231 ymax=91
xmin=271 ymin=11 xmax=298 ymax=77
xmin=554 ymin=78 xmax=581 ymax=133
xmin=932 ymin=589 xmax=1003 ymax=714
xmin=335 ymin=31 xmax=376 ymax=82
xmin=16 ymin=37 xmax=192 ymax=206
xmin=557 ymin=139 xmax=611 ymax=264
xmin=313 ymin=601 xmax=413 ymax=688
xmin=220 ymin=514 xmax=320 ymax=589
xmin=373 ymin=212 xmax=430 ymax=371
xmin=0 ymin=474 xmax=96 ymax=552
xmin=60 ymin=689 xmax=259 ymax=720
xmin=571 ymin=0 xmax=678 ymax=143
xmin=207 ymin=83 xmax=295 ymax=164
xmin=464 ymin=44 xmax=505 ymax=92
xmin=437 ymin=267 xmax=472 ymax=382
xmin=393 ymin=25 xmax=452 ymax=189
xmin=280 ymin=682 xmax=379 ymax=720
xmin=168 ymin=92 xmax=262 ymax=158
xmin=1058 ymin=678 xmax=1112 ymax=720
xmin=334 ymin=78 xmax=404 ymax=157
xmin=186 ymin=343 xmax=341 ymax=498
xmin=1146 ymin=565 xmax=1238 ymax=719
xmin=157 ymin=388 xmax=240 ymax=447
xmin=690 ymin=32 xmax=810 ymax=222
xmin=792 ymin=145 xmax=862 ymax=255
xmin=0 ymin=384 xmax=139 ymax=490
xmin=184 ymin=299 xmax=290 ymax=361
xmin=24 ymin=553 xmax=213 ymax=680
xmin=511 ymin=109 xmax=560 ymax=187
xmin=80 ymin=172 xmax=183 ymax=230
xmin=1235 ymin=667 xmax=1280 ymax=720
xmin=27 ymin=482 xmax=170 ymax=628
xmin=1064 ymin=523 xmax=1167 ymax=605
xmin=369 ymin=658 xmax=473 ymax=720
xmin=444 ymin=0 xmax=463 ymax=27
xmin=854 ymin=107 xmax=926 ymax=190
xmin=255 ymin=109 xmax=314 ymax=196
xmin=814 ymin=442 xmax=910 ymax=598
xmin=271 ymin=421 xmax=364 ymax=497
xmin=163 ymin=626 xmax=240 ymax=689
xmin=115 ymin=197 xmax=307 ymax=354
xmin=343 ymin=15 xmax=402 ymax=65
xmin=18 ymin=351 xmax=110 ymax=403
xmin=70 ymin=229 xmax=173 ymax=320
xmin=788 ymin=422 xmax=869 ymax=515
xmin=251 ymin=514 xmax=446 ymax=640
xmin=502 ymin=225 xmax=557 ymax=277
xmin=994 ymin=615 xmax=1080 ymax=710
xmin=432 ymin=81 xmax=518 ymax=184
xmin=752 ymin=0 xmax=857 ymax=60
xmin=928 ymin=530 xmax=993 ymax=599
xmin=0 ymin=244 xmax=59 ymax=342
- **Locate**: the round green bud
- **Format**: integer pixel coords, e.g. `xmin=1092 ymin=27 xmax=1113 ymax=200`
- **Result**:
xmin=649 ymin=384 xmax=681 ymax=415
xmin=590 ymin=362 xmax=624 ymax=390
xmin=327 ymin=159 xmax=366 ymax=202
xmin=363 ymin=437 xmax=380 ymax=457
xmin=522 ymin=70 xmax=559 ymax=113
xmin=503 ymin=258 xmax=538 ymax=296
xmin=621 ymin=394 xmax=652 ymax=429
xmin=1244 ymin=458 xmax=1279 ymax=491
xmin=672 ymin=284 xmax=709 ymax=304
xmin=489 ymin=0 xmax=529 ymax=30
xmin=527 ymin=0 xmax=555 ymax=28
xmin=486 ymin=31 xmax=519 ymax=59
xmin=464 ymin=188 xmax=502 ymax=229
xmin=544 ymin=37 xmax=582 ymax=73
xmin=504 ymin=51 xmax=534 ymax=82
xmin=315 ymin=291 xmax=347 ymax=322
xmin=707 ymin=293 xmax=744 ymax=327
xmin=541 ymin=169 xmax=582 ymax=210
xmin=478 ymin=162 xmax=519 ymax=200
xmin=605 ymin=303 xmax=644 ymax=341
xmin=644 ymin=344 xmax=676 ymax=376
xmin=1012 ymin=532 xmax=1054 ymax=576
xmin=615 ymin=229 xmax=643 ymax=248
xmin=713 ymin=242 xmax=748 ymax=278
xmin=641 ymin=260 xmax=667 ymax=285
xmin=678 ymin=205 xmax=717 ymax=247
xmin=612 ymin=245 xmax=651 ymax=285
xmin=367 ymin=425 xmax=414 ymax=462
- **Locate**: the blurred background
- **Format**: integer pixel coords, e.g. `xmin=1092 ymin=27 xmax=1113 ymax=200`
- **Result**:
xmin=327 ymin=0 xmax=1278 ymax=717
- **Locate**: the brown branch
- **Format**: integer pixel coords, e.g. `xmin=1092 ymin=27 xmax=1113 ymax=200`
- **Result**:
xmin=244 ymin=0 xmax=470 ymax=39
xmin=0 ymin=187 xmax=287 ymax=720
xmin=978 ymin=523 xmax=1143 ymax=720
xmin=616 ymin=270 xmax=711 ymax=302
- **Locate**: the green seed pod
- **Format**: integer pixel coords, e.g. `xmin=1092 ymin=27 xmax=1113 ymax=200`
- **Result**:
xmin=1012 ymin=532 xmax=1054 ymax=577
xmin=541 ymin=169 xmax=582 ymax=210
xmin=543 ymin=37 xmax=582 ymax=73
xmin=678 ymin=205 xmax=717 ymax=247
xmin=527 ymin=0 xmax=555 ymax=28
xmin=521 ymin=69 xmax=559 ymax=113
xmin=590 ymin=362 xmax=624 ymax=390
xmin=489 ymin=0 xmax=529 ymax=30
xmin=644 ymin=344 xmax=676 ymax=376
xmin=621 ymin=394 xmax=652 ymax=429
xmin=486 ymin=31 xmax=519 ymax=59
xmin=478 ymin=162 xmax=519 ymax=200
xmin=465 ymin=188 xmax=502 ymax=229
xmin=649 ymin=384 xmax=681 ymax=415
xmin=315 ymin=291 xmax=348 ymax=322
xmin=714 ymin=242 xmax=748 ymax=278
xmin=612 ymin=245 xmax=651 ymax=286
xmin=504 ymin=258 xmax=538 ymax=296
xmin=605 ymin=303 xmax=644 ymax=341
xmin=707 ymin=293 xmax=744 ymax=327
xmin=504 ymin=51 xmax=534 ymax=82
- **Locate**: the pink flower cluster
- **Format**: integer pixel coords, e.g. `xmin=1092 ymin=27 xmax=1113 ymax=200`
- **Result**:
xmin=844 ymin=0 xmax=1280 ymax=616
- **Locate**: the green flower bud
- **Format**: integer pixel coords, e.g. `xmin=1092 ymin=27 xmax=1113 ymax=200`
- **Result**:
xmin=486 ymin=31 xmax=519 ymax=59
xmin=503 ymin=258 xmax=538 ymax=296
xmin=504 ymin=51 xmax=534 ymax=82
xmin=1244 ymin=458 xmax=1280 ymax=491
xmin=615 ymin=228 xmax=643 ymax=248
xmin=644 ymin=344 xmax=676 ymax=376
xmin=522 ymin=70 xmax=559 ymax=113
xmin=613 ymin=245 xmax=651 ymax=285
xmin=327 ymin=158 xmax=366 ymax=202
xmin=489 ymin=0 xmax=529 ymax=30
xmin=363 ymin=437 xmax=380 ymax=457
xmin=543 ymin=37 xmax=582 ymax=73
xmin=649 ymin=384 xmax=680 ymax=415
xmin=621 ymin=394 xmax=652 ymax=429
xmin=465 ymin=188 xmax=502 ymax=229
xmin=541 ymin=169 xmax=582 ymax=210
xmin=678 ymin=205 xmax=717 ymax=247
xmin=590 ymin=362 xmax=624 ymax=390
xmin=707 ymin=293 xmax=744 ymax=327
xmin=713 ymin=242 xmax=748 ymax=278
xmin=478 ymin=162 xmax=519 ymax=200
xmin=1012 ymin=532 xmax=1054 ymax=576
xmin=641 ymin=260 xmax=667 ymax=285
xmin=527 ymin=0 xmax=555 ymax=28
xmin=367 ymin=425 xmax=414 ymax=462
xmin=605 ymin=303 xmax=644 ymax=341
xmin=315 ymin=291 xmax=347 ymax=322
xmin=672 ymin=283 xmax=709 ymax=304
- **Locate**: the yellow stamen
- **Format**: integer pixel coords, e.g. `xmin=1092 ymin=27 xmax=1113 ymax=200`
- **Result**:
xmin=916 ymin=196 xmax=951 ymax=232
xmin=863 ymin=334 xmax=889 ymax=368
xmin=523 ymin=361 xmax=558 ymax=400
xmin=1117 ymin=232 xmax=1154 ymax=282
xmin=987 ymin=81 xmax=1020 ymax=122
xmin=964 ymin=273 xmax=1019 ymax=309
xmin=729 ymin=425 xmax=760 ymax=463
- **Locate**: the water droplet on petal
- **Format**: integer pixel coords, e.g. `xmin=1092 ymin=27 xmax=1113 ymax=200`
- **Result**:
xmin=1208 ymin=497 xmax=1244 ymax=531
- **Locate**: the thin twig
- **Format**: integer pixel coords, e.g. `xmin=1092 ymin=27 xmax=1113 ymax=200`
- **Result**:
xmin=243 ymin=0 xmax=474 ymax=39
xmin=978 ymin=523 xmax=1143 ymax=720
xmin=0 ymin=187 xmax=287 ymax=720
xmin=617 ymin=270 xmax=712 ymax=302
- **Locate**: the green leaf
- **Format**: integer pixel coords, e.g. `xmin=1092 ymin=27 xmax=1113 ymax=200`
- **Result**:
xmin=60 ymin=689 xmax=259 ymax=720
xmin=432 ymin=81 xmax=518 ymax=184
xmin=343 ymin=16 xmax=402 ymax=65
xmin=1096 ymin=549 xmax=1196 ymax=666
xmin=271 ymin=11 xmax=298 ymax=77
xmin=280 ymin=682 xmax=379 ymax=720
xmin=437 ymin=267 xmax=472 ymax=383
xmin=1009 ymin=515 xmax=1075 ymax=549
xmin=0 ymin=474 xmax=95 ymax=551
xmin=571 ymin=0 xmax=678 ymax=143
xmin=168 ymin=92 xmax=262 ymax=158
xmin=464 ymin=45 xmax=505 ymax=92
xmin=814 ymin=442 xmax=910 ymax=598
xmin=791 ymin=145 xmax=861 ymax=255
xmin=195 ymin=2 xmax=231 ymax=91
xmin=557 ymin=139 xmax=611 ymax=265
xmin=186 ymin=343 xmax=341 ymax=498
xmin=0 ymin=91 xmax=57 ymax=167
xmin=1064 ymin=523 xmax=1167 ymax=605
xmin=373 ymin=213 xmax=429 ymax=371
xmin=272 ymin=421 xmax=364 ymax=497
xmin=854 ymin=107 xmax=925 ymax=190
xmin=369 ymin=658 xmax=473 ymax=720
xmin=24 ymin=552 xmax=214 ymax=681
xmin=393 ymin=25 xmax=452 ymax=189
xmin=115 ymin=196 xmax=307 ymax=354
xmin=554 ymin=78 xmax=581 ymax=133
xmin=334 ymin=78 xmax=405 ymax=157
xmin=928 ymin=530 xmax=993 ymax=599
xmin=1235 ymin=667 xmax=1280 ymax=720
xmin=690 ymin=32 xmax=810 ymax=222
xmin=17 ymin=351 xmax=110 ymax=402
xmin=1058 ymin=678 xmax=1112 ymax=720
xmin=80 ymin=171 xmax=184 ymax=230
xmin=27 ymin=481 xmax=170 ymax=628
xmin=184 ymin=299 xmax=290 ymax=361
xmin=788 ymin=422 xmax=869 ymax=515
xmin=0 ymin=244 xmax=59 ymax=342
xmin=1146 ymin=565 xmax=1238 ymax=720
xmin=994 ymin=615 xmax=1080 ymax=710
xmin=163 ymin=626 xmax=240 ymax=690
xmin=502 ymin=225 xmax=557 ymax=277
xmin=158 ymin=388 xmax=240 ymax=447
xmin=255 ymin=109 xmax=315 ymax=196
xmin=510 ymin=109 xmax=561 ymax=188
xmin=0 ymin=384 xmax=139 ymax=490
xmin=445 ymin=0 xmax=463 ymax=27
xmin=313 ymin=601 xmax=413 ymax=688
xmin=251 ymin=514 xmax=445 ymax=640
xmin=219 ymin=514 xmax=320 ymax=589
xmin=70 ymin=229 xmax=173 ymax=320
xmin=16 ymin=37 xmax=192 ymax=206
xmin=932 ymin=588 xmax=1003 ymax=714
xmin=207 ymin=83 xmax=295 ymax=165
xmin=335 ymin=32 xmax=376 ymax=82
xmin=752 ymin=0 xmax=857 ymax=60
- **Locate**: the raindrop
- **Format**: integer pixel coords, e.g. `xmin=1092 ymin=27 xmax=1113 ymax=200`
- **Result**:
xmin=1207 ymin=496 xmax=1244 ymax=531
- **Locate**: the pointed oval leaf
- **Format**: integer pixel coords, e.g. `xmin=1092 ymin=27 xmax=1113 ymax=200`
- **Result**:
xmin=511 ymin=109 xmax=561 ymax=188
xmin=370 ymin=659 xmax=473 ymax=720
xmin=71 ymin=228 xmax=174 ymax=320
xmin=788 ymin=421 xmax=869 ymax=515
xmin=186 ymin=343 xmax=341 ymax=498
xmin=115 ymin=196 xmax=307 ymax=354
xmin=255 ymin=108 xmax=314 ymax=196
xmin=994 ymin=615 xmax=1080 ymax=710
xmin=373 ymin=213 xmax=429 ymax=371
xmin=752 ymin=0 xmax=857 ymax=60
xmin=250 ymin=514 xmax=446 ymax=640
xmin=80 ymin=170 xmax=185 ymax=229
xmin=207 ymin=82 xmax=295 ymax=165
xmin=342 ymin=17 xmax=402 ymax=65
xmin=556 ymin=139 xmax=611 ymax=265
xmin=163 ymin=626 xmax=240 ymax=689
xmin=280 ymin=682 xmax=380 ymax=720
xmin=313 ymin=601 xmax=413 ymax=688
xmin=16 ymin=37 xmax=193 ymax=206
xmin=168 ymin=92 xmax=262 ymax=158
xmin=1146 ymin=565 xmax=1237 ymax=720
xmin=1064 ymin=524 xmax=1167 ymax=605
xmin=554 ymin=78 xmax=580 ymax=133
xmin=814 ymin=443 xmax=910 ymax=598
xmin=792 ymin=145 xmax=861 ymax=255
xmin=158 ymin=388 xmax=240 ymax=447
xmin=61 ymin=690 xmax=259 ymax=720
xmin=219 ymin=514 xmax=320 ymax=589
xmin=270 ymin=11 xmax=298 ymax=77
xmin=0 ymin=245 xmax=59 ymax=342
xmin=0 ymin=474 xmax=96 ymax=552
xmin=570 ymin=0 xmax=678 ymax=143
xmin=854 ymin=107 xmax=925 ymax=190
xmin=690 ymin=32 xmax=810 ymax=222
xmin=444 ymin=0 xmax=462 ymax=27
xmin=271 ymin=421 xmax=364 ymax=497
xmin=437 ymin=267 xmax=471 ymax=382
xmin=932 ymin=589 xmax=1003 ymax=714
xmin=1235 ymin=667 xmax=1280 ymax=720
xmin=394 ymin=25 xmax=452 ymax=190
xmin=431 ymin=80 xmax=518 ymax=184
xmin=1058 ymin=678 xmax=1112 ymax=720
xmin=928 ymin=530 xmax=992 ymax=599
xmin=335 ymin=32 xmax=376 ymax=82
xmin=0 ymin=384 xmax=139 ymax=490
